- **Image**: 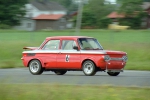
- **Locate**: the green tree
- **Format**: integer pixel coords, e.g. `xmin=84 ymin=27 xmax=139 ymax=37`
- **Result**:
xmin=84 ymin=0 xmax=115 ymax=19
xmin=117 ymin=0 xmax=147 ymax=29
xmin=81 ymin=10 xmax=97 ymax=28
xmin=81 ymin=0 xmax=115 ymax=28
xmin=0 ymin=0 xmax=28 ymax=26
xmin=118 ymin=0 xmax=143 ymax=15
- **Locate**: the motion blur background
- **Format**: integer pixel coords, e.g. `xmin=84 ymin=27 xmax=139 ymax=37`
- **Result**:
xmin=0 ymin=0 xmax=150 ymax=100
xmin=0 ymin=0 xmax=150 ymax=69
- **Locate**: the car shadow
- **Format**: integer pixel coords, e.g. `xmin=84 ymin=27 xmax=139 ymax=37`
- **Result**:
xmin=42 ymin=74 xmax=113 ymax=77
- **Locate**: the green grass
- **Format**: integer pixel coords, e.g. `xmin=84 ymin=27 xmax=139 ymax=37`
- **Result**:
xmin=0 ymin=84 xmax=149 ymax=100
xmin=0 ymin=29 xmax=150 ymax=70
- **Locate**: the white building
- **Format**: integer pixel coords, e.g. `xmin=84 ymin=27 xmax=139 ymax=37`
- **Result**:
xmin=14 ymin=0 xmax=67 ymax=31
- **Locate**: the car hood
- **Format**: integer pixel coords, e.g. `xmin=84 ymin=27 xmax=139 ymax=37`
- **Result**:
xmin=104 ymin=50 xmax=127 ymax=55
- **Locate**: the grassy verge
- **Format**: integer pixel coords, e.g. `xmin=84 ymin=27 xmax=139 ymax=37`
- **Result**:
xmin=0 ymin=84 xmax=149 ymax=100
xmin=0 ymin=29 xmax=150 ymax=70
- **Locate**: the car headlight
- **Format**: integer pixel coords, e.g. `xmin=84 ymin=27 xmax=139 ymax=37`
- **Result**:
xmin=104 ymin=55 xmax=110 ymax=61
xmin=122 ymin=56 xmax=128 ymax=62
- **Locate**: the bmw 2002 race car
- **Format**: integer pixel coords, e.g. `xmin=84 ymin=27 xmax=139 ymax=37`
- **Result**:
xmin=21 ymin=36 xmax=127 ymax=76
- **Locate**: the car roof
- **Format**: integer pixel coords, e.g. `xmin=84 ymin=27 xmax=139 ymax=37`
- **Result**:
xmin=46 ymin=36 xmax=94 ymax=40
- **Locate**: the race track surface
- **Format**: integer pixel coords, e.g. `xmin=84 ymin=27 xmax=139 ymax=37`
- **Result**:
xmin=0 ymin=68 xmax=150 ymax=87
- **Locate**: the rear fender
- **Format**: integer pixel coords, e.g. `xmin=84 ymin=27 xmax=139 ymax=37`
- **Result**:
xmin=27 ymin=58 xmax=45 ymax=68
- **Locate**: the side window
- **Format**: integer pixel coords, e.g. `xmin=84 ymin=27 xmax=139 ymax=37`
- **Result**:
xmin=62 ymin=40 xmax=77 ymax=50
xmin=42 ymin=40 xmax=60 ymax=50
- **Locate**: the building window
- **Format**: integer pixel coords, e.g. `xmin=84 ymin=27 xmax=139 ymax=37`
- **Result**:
xmin=60 ymin=26 xmax=65 ymax=30
xmin=27 ymin=23 xmax=31 ymax=28
xmin=60 ymin=18 xmax=66 ymax=22
xmin=28 ymin=13 xmax=32 ymax=18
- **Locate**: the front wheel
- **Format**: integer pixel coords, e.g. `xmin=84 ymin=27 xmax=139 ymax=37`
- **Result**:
xmin=107 ymin=72 xmax=120 ymax=76
xmin=82 ymin=60 xmax=96 ymax=76
xmin=29 ymin=60 xmax=43 ymax=75
xmin=54 ymin=70 xmax=67 ymax=75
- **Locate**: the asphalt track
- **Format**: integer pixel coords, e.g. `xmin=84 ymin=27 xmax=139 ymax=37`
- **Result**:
xmin=0 ymin=68 xmax=150 ymax=87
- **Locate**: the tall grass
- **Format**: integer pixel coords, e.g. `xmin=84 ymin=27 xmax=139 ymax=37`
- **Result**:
xmin=0 ymin=29 xmax=150 ymax=70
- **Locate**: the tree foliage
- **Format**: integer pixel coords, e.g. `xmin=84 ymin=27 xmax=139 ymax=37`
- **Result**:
xmin=117 ymin=0 xmax=147 ymax=29
xmin=0 ymin=0 xmax=28 ymax=26
xmin=97 ymin=17 xmax=112 ymax=28
xmin=81 ymin=10 xmax=97 ymax=28
xmin=81 ymin=0 xmax=115 ymax=28
xmin=118 ymin=0 xmax=143 ymax=16
xmin=84 ymin=0 xmax=115 ymax=19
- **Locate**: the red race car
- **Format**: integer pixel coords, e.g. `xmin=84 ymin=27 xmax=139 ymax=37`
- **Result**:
xmin=21 ymin=36 xmax=127 ymax=76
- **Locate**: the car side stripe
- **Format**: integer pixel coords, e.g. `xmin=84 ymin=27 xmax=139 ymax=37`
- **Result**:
xmin=23 ymin=50 xmax=106 ymax=54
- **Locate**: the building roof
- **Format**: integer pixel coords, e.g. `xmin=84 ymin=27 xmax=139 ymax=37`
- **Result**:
xmin=30 ymin=0 xmax=66 ymax=11
xmin=107 ymin=12 xmax=125 ymax=18
xmin=33 ymin=14 xmax=65 ymax=20
xmin=69 ymin=11 xmax=78 ymax=16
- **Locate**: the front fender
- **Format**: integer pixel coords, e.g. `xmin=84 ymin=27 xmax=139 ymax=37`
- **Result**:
xmin=81 ymin=54 xmax=105 ymax=68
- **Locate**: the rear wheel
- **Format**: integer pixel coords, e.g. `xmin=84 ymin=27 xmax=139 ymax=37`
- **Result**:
xmin=29 ymin=60 xmax=43 ymax=75
xmin=82 ymin=60 xmax=96 ymax=76
xmin=107 ymin=72 xmax=120 ymax=76
xmin=54 ymin=70 xmax=67 ymax=75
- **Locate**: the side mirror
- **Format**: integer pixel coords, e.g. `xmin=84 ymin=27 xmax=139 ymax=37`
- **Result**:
xmin=73 ymin=46 xmax=79 ymax=51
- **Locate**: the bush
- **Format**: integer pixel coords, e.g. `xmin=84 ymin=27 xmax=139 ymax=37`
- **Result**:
xmin=119 ymin=12 xmax=147 ymax=29
xmin=119 ymin=17 xmax=141 ymax=29
xmin=81 ymin=11 xmax=97 ymax=28
xmin=0 ymin=24 xmax=11 ymax=29
xmin=97 ymin=17 xmax=112 ymax=29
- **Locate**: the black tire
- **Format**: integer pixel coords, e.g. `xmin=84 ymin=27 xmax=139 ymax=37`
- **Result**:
xmin=82 ymin=60 xmax=96 ymax=76
xmin=54 ymin=70 xmax=67 ymax=75
xmin=107 ymin=72 xmax=120 ymax=76
xmin=28 ymin=60 xmax=43 ymax=75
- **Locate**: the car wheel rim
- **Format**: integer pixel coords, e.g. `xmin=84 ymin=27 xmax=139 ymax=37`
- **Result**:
xmin=84 ymin=62 xmax=93 ymax=74
xmin=30 ymin=61 xmax=39 ymax=73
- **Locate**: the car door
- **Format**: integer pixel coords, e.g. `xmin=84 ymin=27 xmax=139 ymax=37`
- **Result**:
xmin=41 ymin=39 xmax=60 ymax=68
xmin=56 ymin=40 xmax=81 ymax=69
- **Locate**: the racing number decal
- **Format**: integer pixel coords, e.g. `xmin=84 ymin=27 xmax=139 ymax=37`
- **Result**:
xmin=66 ymin=55 xmax=70 ymax=62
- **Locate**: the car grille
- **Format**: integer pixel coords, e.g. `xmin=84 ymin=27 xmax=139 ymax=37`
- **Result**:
xmin=110 ymin=58 xmax=123 ymax=61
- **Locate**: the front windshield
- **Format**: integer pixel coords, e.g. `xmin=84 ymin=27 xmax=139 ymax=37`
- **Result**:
xmin=78 ymin=38 xmax=103 ymax=50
